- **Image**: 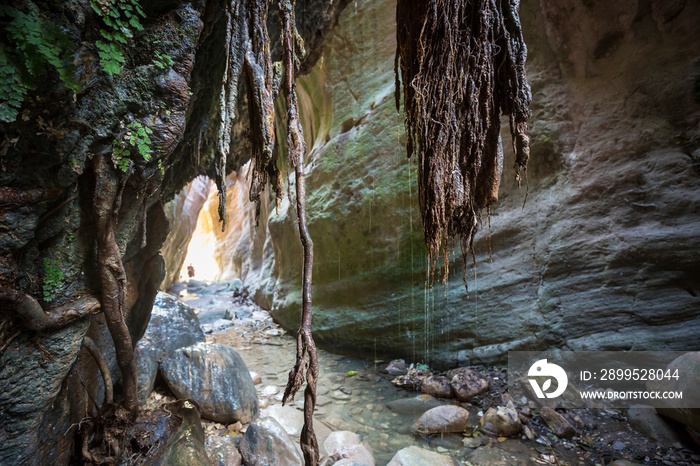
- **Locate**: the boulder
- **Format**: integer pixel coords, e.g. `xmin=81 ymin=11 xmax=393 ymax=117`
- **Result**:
xmin=479 ymin=406 xmax=522 ymax=437
xmin=134 ymin=292 xmax=206 ymax=402
xmin=626 ymin=404 xmax=685 ymax=446
xmin=648 ymin=352 xmax=700 ymax=440
xmin=205 ymin=435 xmax=242 ymax=466
xmin=386 ymin=446 xmax=456 ymax=466
xmin=239 ymin=417 xmax=303 ymax=466
xmin=421 ymin=376 xmax=454 ymax=399
xmin=159 ymin=400 xmax=213 ymax=466
xmin=384 ymin=360 xmax=408 ymax=376
xmin=539 ymin=407 xmax=577 ymax=439
xmin=411 ymin=405 xmax=470 ymax=435
xmin=447 ymin=368 xmax=488 ymax=401
xmin=160 ymin=342 xmax=258 ymax=423
xmin=322 ymin=431 xmax=375 ymax=466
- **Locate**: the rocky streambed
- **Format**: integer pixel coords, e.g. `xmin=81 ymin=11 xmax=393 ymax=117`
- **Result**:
xmin=135 ymin=281 xmax=700 ymax=466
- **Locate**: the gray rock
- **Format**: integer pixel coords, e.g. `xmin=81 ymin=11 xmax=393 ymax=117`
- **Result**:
xmin=384 ymin=359 xmax=408 ymax=376
xmin=135 ymin=292 xmax=206 ymax=402
xmin=322 ymin=431 xmax=375 ymax=466
xmin=539 ymin=407 xmax=576 ymax=439
xmin=479 ymin=406 xmax=522 ymax=437
xmin=386 ymin=395 xmax=444 ymax=417
xmin=648 ymin=352 xmax=700 ymax=439
xmin=447 ymin=368 xmax=488 ymax=401
xmin=161 ymin=342 xmax=258 ymax=423
xmin=411 ymin=405 xmax=470 ymax=435
xmin=386 ymin=446 xmax=456 ymax=466
xmin=205 ymin=435 xmax=242 ymax=466
xmin=421 ymin=376 xmax=454 ymax=399
xmin=626 ymin=404 xmax=684 ymax=446
xmin=239 ymin=417 xmax=303 ymax=466
xmin=160 ymin=400 xmax=213 ymax=466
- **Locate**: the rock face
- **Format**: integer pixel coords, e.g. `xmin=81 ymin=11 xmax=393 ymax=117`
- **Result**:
xmin=411 ymin=405 xmax=470 ymax=435
xmin=161 ymin=342 xmax=258 ymax=423
xmin=239 ymin=417 xmax=303 ymax=466
xmin=203 ymin=0 xmax=700 ymax=364
xmin=134 ymin=292 xmax=206 ymax=402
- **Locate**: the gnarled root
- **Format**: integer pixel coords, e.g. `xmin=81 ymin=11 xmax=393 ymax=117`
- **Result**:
xmin=93 ymin=155 xmax=138 ymax=416
xmin=0 ymin=287 xmax=101 ymax=331
xmin=82 ymin=336 xmax=114 ymax=406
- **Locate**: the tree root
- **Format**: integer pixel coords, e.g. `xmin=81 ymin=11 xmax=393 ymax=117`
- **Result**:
xmin=278 ymin=1 xmax=319 ymax=465
xmin=0 ymin=287 xmax=101 ymax=331
xmin=93 ymin=155 xmax=138 ymax=416
xmin=82 ymin=336 xmax=114 ymax=406
xmin=395 ymin=0 xmax=532 ymax=286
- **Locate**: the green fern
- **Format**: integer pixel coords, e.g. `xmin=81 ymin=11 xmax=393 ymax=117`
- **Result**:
xmin=91 ymin=0 xmax=145 ymax=75
xmin=112 ymin=120 xmax=153 ymax=172
xmin=42 ymin=257 xmax=64 ymax=302
xmin=0 ymin=3 xmax=79 ymax=122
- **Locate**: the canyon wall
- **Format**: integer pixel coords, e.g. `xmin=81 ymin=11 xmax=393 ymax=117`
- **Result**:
xmin=191 ymin=0 xmax=700 ymax=366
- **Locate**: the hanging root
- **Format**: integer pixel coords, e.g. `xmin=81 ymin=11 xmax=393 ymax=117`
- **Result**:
xmin=93 ymin=155 xmax=138 ymax=416
xmin=278 ymin=1 xmax=319 ymax=465
xmin=395 ymin=0 xmax=531 ymax=287
xmin=216 ymin=0 xmax=283 ymax=231
xmin=82 ymin=336 xmax=114 ymax=406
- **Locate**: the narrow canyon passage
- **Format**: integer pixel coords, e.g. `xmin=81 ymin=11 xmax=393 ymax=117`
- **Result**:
xmin=0 ymin=0 xmax=698 ymax=465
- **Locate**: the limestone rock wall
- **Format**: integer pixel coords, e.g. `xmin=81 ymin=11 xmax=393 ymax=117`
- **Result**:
xmin=255 ymin=0 xmax=700 ymax=365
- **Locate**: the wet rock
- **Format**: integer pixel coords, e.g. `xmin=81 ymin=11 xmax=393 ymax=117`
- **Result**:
xmin=447 ymin=368 xmax=488 ymax=401
xmin=161 ymin=342 xmax=258 ymax=423
xmin=421 ymin=376 xmax=454 ymax=399
xmin=411 ymin=405 xmax=470 ymax=435
xmin=160 ymin=400 xmax=212 ymax=466
xmin=135 ymin=292 xmax=206 ymax=402
xmin=322 ymin=431 xmax=375 ymax=466
xmin=648 ymin=352 xmax=700 ymax=440
xmin=391 ymin=369 xmax=431 ymax=390
xmin=539 ymin=407 xmax=576 ymax=439
xmin=626 ymin=404 xmax=684 ymax=445
xmin=384 ymin=359 xmax=408 ymax=376
xmin=480 ymin=406 xmax=522 ymax=437
xmin=386 ymin=446 xmax=457 ymax=466
xmin=386 ymin=394 xmax=444 ymax=417
xmin=205 ymin=435 xmax=242 ymax=466
xmin=239 ymin=417 xmax=303 ymax=466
